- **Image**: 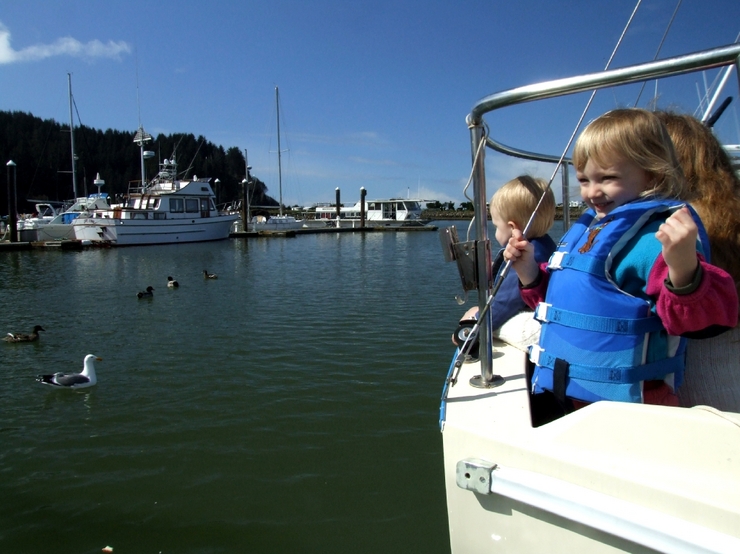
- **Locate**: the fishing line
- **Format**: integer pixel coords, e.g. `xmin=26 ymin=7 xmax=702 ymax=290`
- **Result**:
xmin=449 ymin=0 xmax=645 ymax=383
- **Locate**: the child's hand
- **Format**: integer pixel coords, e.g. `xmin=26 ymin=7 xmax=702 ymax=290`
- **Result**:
xmin=504 ymin=229 xmax=539 ymax=285
xmin=655 ymin=207 xmax=699 ymax=288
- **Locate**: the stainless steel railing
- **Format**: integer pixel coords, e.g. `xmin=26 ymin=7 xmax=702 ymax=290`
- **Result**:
xmin=466 ymin=43 xmax=740 ymax=385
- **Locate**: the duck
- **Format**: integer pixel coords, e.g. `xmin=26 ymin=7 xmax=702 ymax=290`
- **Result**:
xmin=203 ymin=270 xmax=218 ymax=279
xmin=37 ymin=354 xmax=101 ymax=389
xmin=3 ymin=325 xmax=45 ymax=343
xmin=137 ymin=286 xmax=155 ymax=299
xmin=167 ymin=276 xmax=179 ymax=288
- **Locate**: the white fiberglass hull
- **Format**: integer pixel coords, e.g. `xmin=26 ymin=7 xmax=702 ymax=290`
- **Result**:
xmin=252 ymin=216 xmax=303 ymax=231
xmin=36 ymin=223 xmax=77 ymax=241
xmin=441 ymin=340 xmax=740 ymax=553
xmin=73 ymin=215 xmax=238 ymax=246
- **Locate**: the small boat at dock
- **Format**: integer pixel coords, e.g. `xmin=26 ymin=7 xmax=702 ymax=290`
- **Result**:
xmin=313 ymin=198 xmax=431 ymax=227
xmin=73 ymin=136 xmax=238 ymax=246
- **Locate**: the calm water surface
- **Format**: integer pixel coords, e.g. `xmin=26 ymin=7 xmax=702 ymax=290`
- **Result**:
xmin=1 ymin=220 xmax=565 ymax=553
xmin=1 ymin=222 xmax=501 ymax=554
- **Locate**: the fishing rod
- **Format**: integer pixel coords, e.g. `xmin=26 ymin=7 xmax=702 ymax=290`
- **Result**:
xmin=448 ymin=0 xmax=646 ymax=387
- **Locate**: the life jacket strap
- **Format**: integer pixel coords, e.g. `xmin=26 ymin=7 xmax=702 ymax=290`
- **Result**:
xmin=529 ymin=345 xmax=684 ymax=384
xmin=553 ymin=357 xmax=569 ymax=404
xmin=534 ymin=303 xmax=664 ymax=334
xmin=548 ymin=251 xmax=607 ymax=277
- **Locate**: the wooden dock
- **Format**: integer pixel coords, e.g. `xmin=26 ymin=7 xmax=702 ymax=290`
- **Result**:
xmin=0 ymin=224 xmax=438 ymax=251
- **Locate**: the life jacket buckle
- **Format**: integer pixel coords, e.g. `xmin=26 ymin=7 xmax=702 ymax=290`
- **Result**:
xmin=548 ymin=251 xmax=567 ymax=270
xmin=529 ymin=344 xmax=543 ymax=365
xmin=534 ymin=302 xmax=551 ymax=323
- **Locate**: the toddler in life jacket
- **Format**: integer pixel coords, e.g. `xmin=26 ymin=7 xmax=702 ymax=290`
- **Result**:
xmin=503 ymin=108 xmax=738 ymax=408
xmin=453 ymin=175 xmax=556 ymax=353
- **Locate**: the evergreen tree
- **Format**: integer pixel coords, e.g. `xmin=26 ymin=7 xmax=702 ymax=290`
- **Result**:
xmin=0 ymin=111 xmax=278 ymax=215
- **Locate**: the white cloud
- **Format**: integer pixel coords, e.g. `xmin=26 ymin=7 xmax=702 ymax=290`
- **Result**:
xmin=0 ymin=22 xmax=130 ymax=65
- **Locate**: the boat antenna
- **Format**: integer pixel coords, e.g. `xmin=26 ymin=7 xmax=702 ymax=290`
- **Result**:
xmin=451 ymin=0 xmax=645 ymax=377
xmin=135 ymin=49 xmax=143 ymax=131
xmin=68 ymin=73 xmax=78 ymax=199
xmin=132 ymin=51 xmax=152 ymax=188
xmin=276 ymin=86 xmax=284 ymax=216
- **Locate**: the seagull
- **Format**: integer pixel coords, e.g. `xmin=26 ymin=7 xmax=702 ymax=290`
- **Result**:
xmin=3 ymin=325 xmax=45 ymax=343
xmin=203 ymin=270 xmax=218 ymax=279
xmin=167 ymin=276 xmax=179 ymax=288
xmin=36 ymin=354 xmax=102 ymax=389
xmin=137 ymin=286 xmax=155 ymax=298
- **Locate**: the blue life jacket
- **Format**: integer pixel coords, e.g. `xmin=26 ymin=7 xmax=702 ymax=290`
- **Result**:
xmin=530 ymin=198 xmax=709 ymax=404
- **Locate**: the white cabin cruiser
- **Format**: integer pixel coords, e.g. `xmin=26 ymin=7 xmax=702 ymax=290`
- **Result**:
xmin=17 ymin=203 xmax=60 ymax=241
xmin=314 ymin=198 xmax=430 ymax=227
xmin=73 ymin=155 xmax=238 ymax=246
xmin=440 ymin=43 xmax=740 ymax=554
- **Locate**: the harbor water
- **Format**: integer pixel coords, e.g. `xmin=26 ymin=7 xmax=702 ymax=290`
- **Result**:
xmin=0 ymin=220 xmax=563 ymax=553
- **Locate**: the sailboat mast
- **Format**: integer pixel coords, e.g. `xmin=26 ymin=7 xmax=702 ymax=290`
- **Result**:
xmin=68 ymin=73 xmax=78 ymax=199
xmin=276 ymin=86 xmax=283 ymax=216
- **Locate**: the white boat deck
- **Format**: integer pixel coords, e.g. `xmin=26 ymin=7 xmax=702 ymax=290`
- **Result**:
xmin=442 ymin=340 xmax=740 ymax=553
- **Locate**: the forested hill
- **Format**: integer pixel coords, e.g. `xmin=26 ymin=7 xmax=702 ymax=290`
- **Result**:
xmin=0 ymin=110 xmax=278 ymax=213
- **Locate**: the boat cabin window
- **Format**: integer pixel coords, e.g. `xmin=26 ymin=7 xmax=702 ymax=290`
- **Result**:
xmin=147 ymin=197 xmax=160 ymax=209
xmin=170 ymin=198 xmax=184 ymax=213
xmin=153 ymin=213 xmax=166 ymax=220
xmin=185 ymin=199 xmax=199 ymax=213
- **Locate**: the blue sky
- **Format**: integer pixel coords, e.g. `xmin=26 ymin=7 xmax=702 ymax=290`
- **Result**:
xmin=1 ymin=0 xmax=739 ymax=207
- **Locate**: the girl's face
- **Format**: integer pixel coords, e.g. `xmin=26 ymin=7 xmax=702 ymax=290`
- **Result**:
xmin=577 ymin=155 xmax=652 ymax=218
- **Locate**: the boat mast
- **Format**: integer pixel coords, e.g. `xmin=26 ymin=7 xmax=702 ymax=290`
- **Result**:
xmin=132 ymin=67 xmax=152 ymax=191
xmin=67 ymin=73 xmax=78 ymax=199
xmin=276 ymin=86 xmax=283 ymax=216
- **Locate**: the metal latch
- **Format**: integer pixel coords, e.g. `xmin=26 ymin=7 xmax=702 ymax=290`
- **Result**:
xmin=456 ymin=458 xmax=497 ymax=494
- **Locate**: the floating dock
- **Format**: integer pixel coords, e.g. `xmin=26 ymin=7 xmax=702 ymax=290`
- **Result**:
xmin=0 ymin=224 xmax=438 ymax=251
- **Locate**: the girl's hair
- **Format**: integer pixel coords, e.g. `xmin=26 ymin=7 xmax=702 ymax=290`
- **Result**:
xmin=573 ymin=108 xmax=686 ymax=199
xmin=490 ymin=175 xmax=555 ymax=238
xmin=657 ymin=111 xmax=740 ymax=300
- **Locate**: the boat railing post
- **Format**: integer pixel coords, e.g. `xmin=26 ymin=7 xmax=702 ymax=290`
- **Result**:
xmin=335 ymin=187 xmax=341 ymax=228
xmin=467 ymin=119 xmax=496 ymax=386
xmin=360 ymin=187 xmax=366 ymax=228
xmin=735 ymin=53 xmax=740 ymax=104
xmin=561 ymin=162 xmax=571 ymax=231
xmin=6 ymin=160 xmax=18 ymax=243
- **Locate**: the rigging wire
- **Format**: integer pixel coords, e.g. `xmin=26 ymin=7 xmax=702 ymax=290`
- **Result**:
xmin=634 ymin=0 xmax=682 ymax=107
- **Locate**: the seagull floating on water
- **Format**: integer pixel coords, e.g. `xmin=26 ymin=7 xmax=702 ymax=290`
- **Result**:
xmin=137 ymin=286 xmax=155 ymax=298
xmin=3 ymin=325 xmax=45 ymax=343
xmin=203 ymin=270 xmax=218 ymax=279
xmin=167 ymin=276 xmax=179 ymax=288
xmin=36 ymin=354 xmax=102 ymax=389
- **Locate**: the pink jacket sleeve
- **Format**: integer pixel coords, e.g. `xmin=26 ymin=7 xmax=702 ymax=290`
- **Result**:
xmin=646 ymin=254 xmax=738 ymax=335
xmin=519 ymin=263 xmax=550 ymax=310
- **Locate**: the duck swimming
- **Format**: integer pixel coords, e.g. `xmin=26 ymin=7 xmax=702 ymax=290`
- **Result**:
xmin=167 ymin=276 xmax=179 ymax=288
xmin=3 ymin=325 xmax=45 ymax=343
xmin=203 ymin=270 xmax=218 ymax=279
xmin=137 ymin=286 xmax=155 ymax=298
xmin=37 ymin=354 xmax=101 ymax=389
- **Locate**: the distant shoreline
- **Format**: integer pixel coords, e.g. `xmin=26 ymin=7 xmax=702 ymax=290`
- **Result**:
xmin=422 ymin=206 xmax=584 ymax=221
